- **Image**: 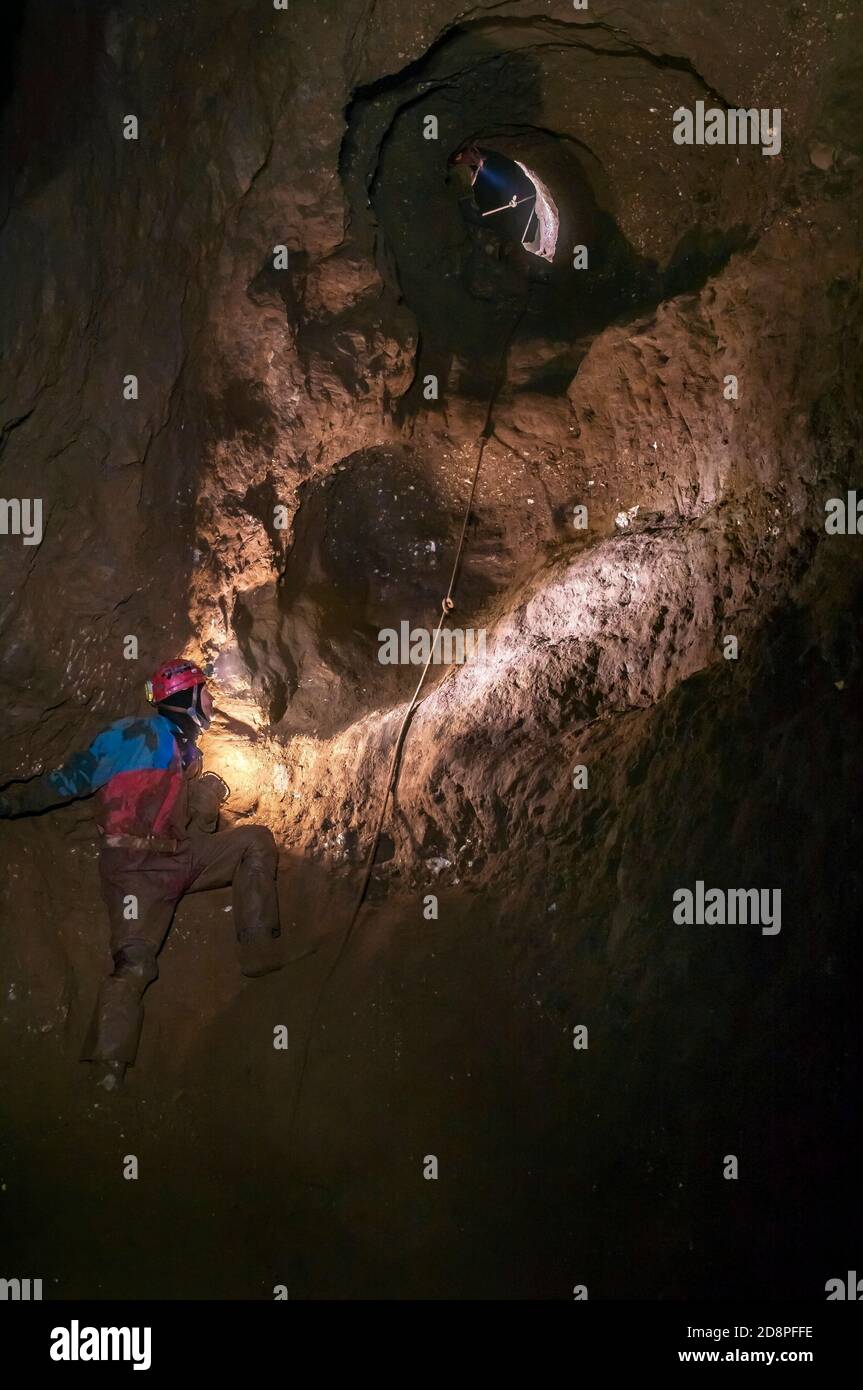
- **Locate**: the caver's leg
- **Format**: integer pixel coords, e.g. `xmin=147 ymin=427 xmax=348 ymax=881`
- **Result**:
xmin=185 ymin=825 xmax=282 ymax=975
xmin=80 ymin=850 xmax=189 ymax=1068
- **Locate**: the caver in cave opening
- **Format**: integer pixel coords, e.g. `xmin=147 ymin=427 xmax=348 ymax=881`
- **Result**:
xmin=448 ymin=143 xmax=558 ymax=262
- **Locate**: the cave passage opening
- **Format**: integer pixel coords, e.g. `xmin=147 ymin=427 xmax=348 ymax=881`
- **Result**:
xmin=453 ymin=145 xmax=559 ymax=260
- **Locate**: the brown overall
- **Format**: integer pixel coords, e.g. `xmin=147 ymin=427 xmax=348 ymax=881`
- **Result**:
xmin=80 ymin=767 xmax=281 ymax=1066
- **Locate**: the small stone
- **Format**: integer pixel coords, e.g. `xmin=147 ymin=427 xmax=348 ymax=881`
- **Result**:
xmin=809 ymin=142 xmax=834 ymax=171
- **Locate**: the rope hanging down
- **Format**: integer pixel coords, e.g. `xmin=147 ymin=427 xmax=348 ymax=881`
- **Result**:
xmin=287 ymin=305 xmax=526 ymax=1139
xmin=333 ymin=428 xmax=489 ymax=969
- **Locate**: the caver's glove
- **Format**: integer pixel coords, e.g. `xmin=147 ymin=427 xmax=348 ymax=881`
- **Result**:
xmin=187 ymin=771 xmax=230 ymax=833
xmin=0 ymin=773 xmax=75 ymax=819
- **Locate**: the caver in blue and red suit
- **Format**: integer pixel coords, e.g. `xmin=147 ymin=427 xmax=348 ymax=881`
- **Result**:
xmin=0 ymin=661 xmax=281 ymax=1086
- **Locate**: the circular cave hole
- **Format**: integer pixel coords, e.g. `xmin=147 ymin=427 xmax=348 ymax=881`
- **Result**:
xmin=246 ymin=447 xmax=497 ymax=738
xmin=362 ymin=111 xmax=654 ymax=407
xmin=449 ymin=144 xmax=559 ymax=261
xmin=344 ymin=25 xmax=757 ymax=417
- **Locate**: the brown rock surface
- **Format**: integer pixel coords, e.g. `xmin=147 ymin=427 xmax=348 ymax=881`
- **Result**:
xmin=0 ymin=0 xmax=861 ymax=1298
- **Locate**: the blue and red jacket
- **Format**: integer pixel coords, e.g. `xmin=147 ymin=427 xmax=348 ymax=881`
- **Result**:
xmin=0 ymin=715 xmax=201 ymax=838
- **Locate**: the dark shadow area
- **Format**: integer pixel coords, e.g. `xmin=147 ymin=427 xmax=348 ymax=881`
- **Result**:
xmin=0 ymin=1 xmax=27 ymax=113
xmin=0 ymin=0 xmax=110 ymax=216
xmin=267 ymin=446 xmax=500 ymax=737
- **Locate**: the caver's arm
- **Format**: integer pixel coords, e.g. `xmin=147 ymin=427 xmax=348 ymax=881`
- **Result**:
xmin=0 ymin=728 xmax=125 ymax=818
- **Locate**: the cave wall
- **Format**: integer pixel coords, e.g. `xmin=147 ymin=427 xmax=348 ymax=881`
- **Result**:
xmin=1 ymin=0 xmax=862 ymax=1299
xmin=2 ymin=0 xmax=858 ymax=778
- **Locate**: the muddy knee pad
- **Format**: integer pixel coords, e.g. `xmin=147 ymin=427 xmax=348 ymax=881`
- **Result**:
xmin=113 ymin=941 xmax=159 ymax=988
xmin=242 ymin=825 xmax=278 ymax=872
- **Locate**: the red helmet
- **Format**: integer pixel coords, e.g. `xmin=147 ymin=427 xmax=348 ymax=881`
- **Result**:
xmin=145 ymin=659 xmax=207 ymax=705
xmin=451 ymin=144 xmax=483 ymax=169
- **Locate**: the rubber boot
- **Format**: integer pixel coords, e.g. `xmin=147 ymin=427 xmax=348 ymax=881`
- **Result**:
xmin=80 ymin=941 xmax=158 ymax=1066
xmin=233 ymin=828 xmax=283 ymax=976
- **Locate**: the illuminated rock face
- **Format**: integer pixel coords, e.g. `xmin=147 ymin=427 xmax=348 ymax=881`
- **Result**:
xmin=0 ymin=1 xmax=856 ymax=809
xmin=0 ymin=0 xmax=862 ymax=1299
